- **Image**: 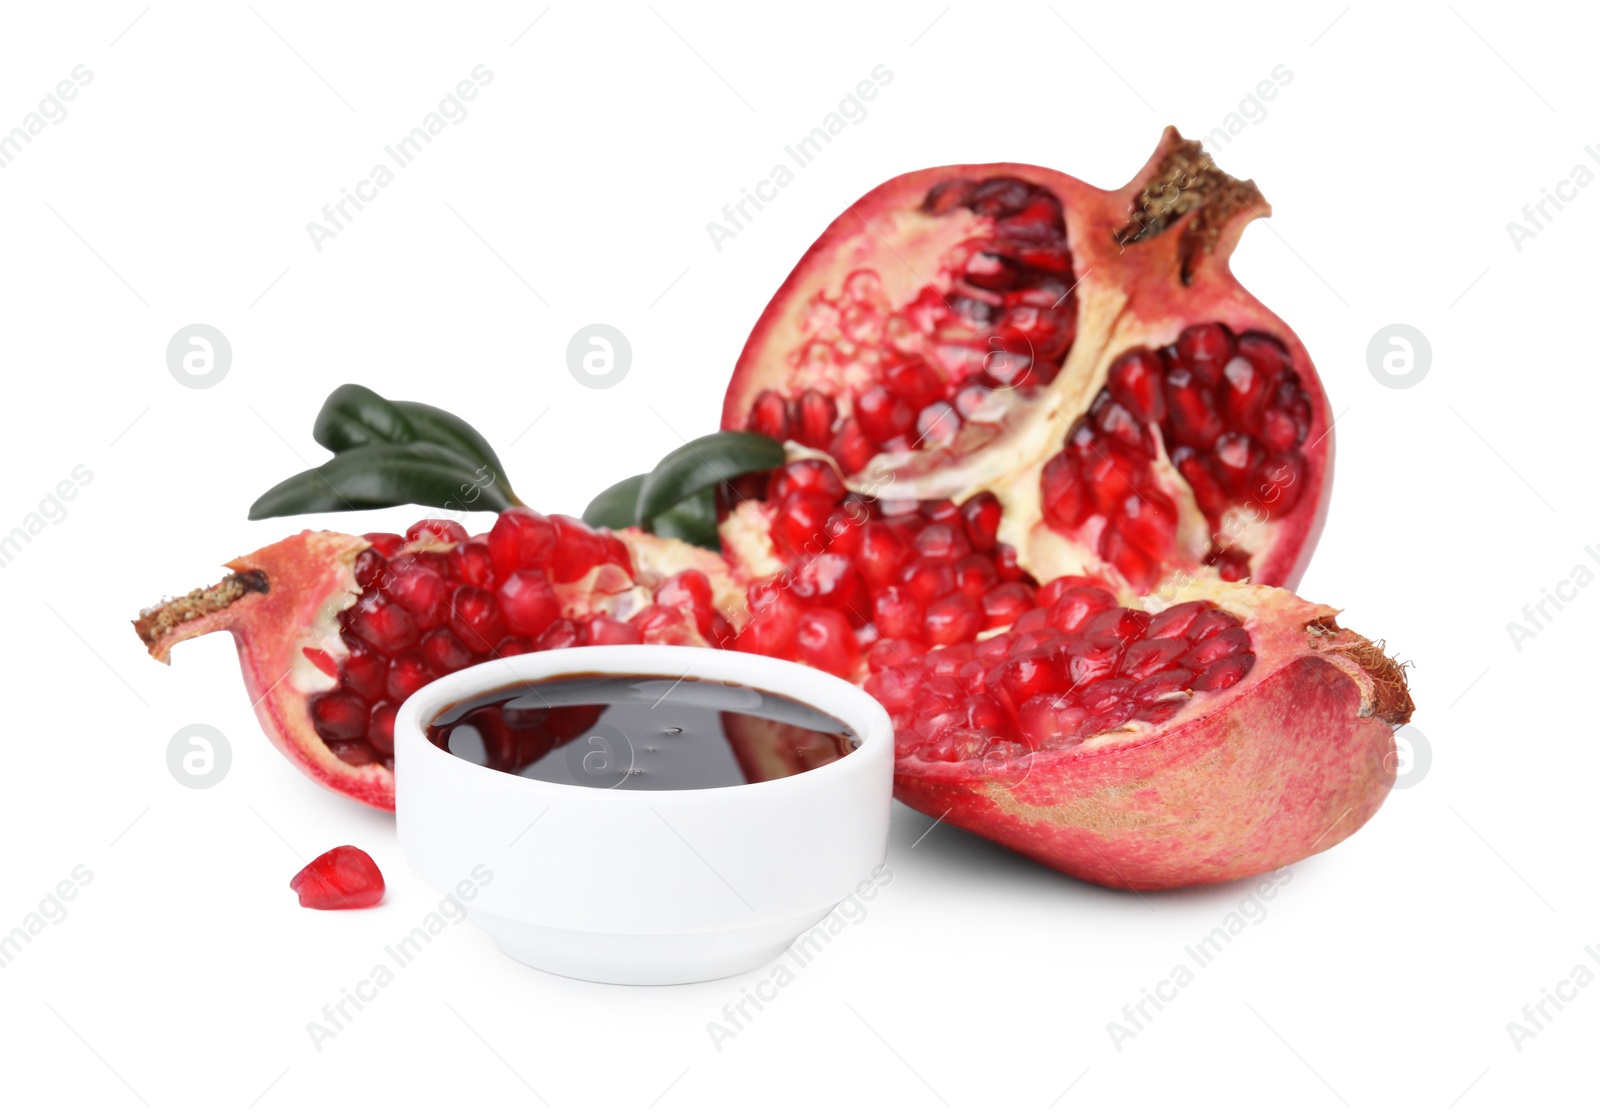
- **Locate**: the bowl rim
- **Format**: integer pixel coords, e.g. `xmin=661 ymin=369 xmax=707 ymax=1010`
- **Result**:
xmin=395 ymin=645 xmax=893 ymax=803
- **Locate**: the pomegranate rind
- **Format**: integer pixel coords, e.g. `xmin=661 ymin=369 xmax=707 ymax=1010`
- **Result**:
xmin=891 ymin=582 xmax=1409 ymax=890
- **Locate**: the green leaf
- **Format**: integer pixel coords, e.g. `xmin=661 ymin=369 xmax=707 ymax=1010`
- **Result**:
xmin=312 ymin=384 xmax=417 ymax=453
xmin=582 ymin=474 xmax=647 ymax=530
xmin=635 ymin=431 xmax=784 ymax=524
xmin=393 ymin=400 xmax=512 ymax=495
xmin=650 ymin=487 xmax=719 ymax=549
xmin=249 ymin=443 xmax=517 ymax=520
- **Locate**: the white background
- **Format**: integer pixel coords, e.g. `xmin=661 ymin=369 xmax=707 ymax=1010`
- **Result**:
xmin=0 ymin=2 xmax=1591 ymax=1111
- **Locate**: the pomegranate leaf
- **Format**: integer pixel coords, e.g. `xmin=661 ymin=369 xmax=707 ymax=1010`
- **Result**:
xmin=635 ymin=431 xmax=784 ymax=524
xmin=249 ymin=442 xmax=517 ymax=520
xmin=583 ymin=474 xmax=646 ymax=530
xmin=650 ymin=487 xmax=718 ymax=549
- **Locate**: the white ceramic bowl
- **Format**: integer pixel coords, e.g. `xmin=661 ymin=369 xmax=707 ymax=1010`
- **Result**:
xmin=395 ymin=646 xmax=893 ymax=985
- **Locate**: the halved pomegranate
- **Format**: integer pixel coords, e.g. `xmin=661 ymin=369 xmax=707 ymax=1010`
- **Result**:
xmin=134 ymin=514 xmax=742 ymax=809
xmin=722 ymin=128 xmax=1329 ymax=593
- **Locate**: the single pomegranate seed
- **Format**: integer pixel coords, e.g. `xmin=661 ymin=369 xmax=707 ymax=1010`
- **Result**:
xmin=406 ymin=519 xmax=468 ymax=546
xmin=302 ymin=646 xmax=337 ymax=678
xmin=385 ymin=650 xmax=436 ymax=701
xmin=749 ymin=389 xmax=791 ymax=440
xmin=347 ymin=594 xmax=418 ymax=655
xmin=290 ymin=846 xmax=385 ymax=910
xmin=1212 ymin=431 xmax=1262 ymax=494
xmin=367 ymin=702 xmax=397 ymax=757
xmin=362 ymin=532 xmax=405 ymax=557
xmin=953 ymin=381 xmax=992 ymax=418
xmin=1098 ymin=527 xmax=1161 ymax=592
xmin=1146 ymin=600 xmax=1209 ymax=641
xmin=913 ymin=521 xmax=971 ymax=562
xmin=1082 ymin=606 xmax=1150 ymax=644
xmin=1093 ymin=399 xmax=1149 ymax=453
xmin=992 ymin=543 xmax=1028 ymax=582
xmin=793 ymin=553 xmax=867 ymax=617
xmin=549 ymin=516 xmax=611 ymax=583
xmin=793 ymin=390 xmax=838 ymax=448
xmin=1106 ymin=349 xmax=1166 ymax=424
xmin=1193 ymin=653 xmax=1256 ymax=690
xmin=421 ymin=627 xmax=473 ymax=673
xmin=1131 ymin=668 xmax=1195 ymax=700
xmin=772 ymin=459 xmax=847 ymax=504
xmin=1081 ymin=444 xmax=1141 ymax=516
xmin=1018 ymin=693 xmax=1089 ymax=745
xmin=855 ymin=384 xmax=916 ymax=442
xmin=872 ymin=585 xmax=924 ymax=640
xmin=1115 ymin=491 xmax=1178 ymax=562
xmin=448 ymin=542 xmax=496 ymax=589
xmin=1175 ymin=323 xmax=1233 ymax=387
xmin=924 ymin=593 xmax=984 ymax=646
xmin=339 ymin=639 xmax=387 ymax=699
xmin=385 ymin=563 xmax=450 ymax=628
xmin=584 ymin=615 xmax=641 ymax=645
xmin=498 ymin=569 xmax=561 ymax=636
xmin=1121 ymin=638 xmax=1189 ymax=680
xmin=1064 ymin=635 xmax=1123 ymax=685
xmin=493 ymin=636 xmax=534 ymax=658
xmin=850 ymin=522 xmax=907 ymax=588
xmin=775 ymin=492 xmax=838 ymax=557
xmin=352 ymin=548 xmax=386 ymax=590
xmin=1182 ymin=627 xmax=1252 ymax=670
xmin=958 ymin=491 xmax=1002 ymax=552
xmin=1046 ymin=586 xmax=1117 ymax=632
xmin=883 ymin=356 xmax=944 ymax=408
xmin=736 ymin=590 xmax=802 ymax=657
xmin=830 ymin=419 xmax=876 ymax=474
xmin=902 ymin=558 xmax=956 ymax=603
xmin=656 ymin=570 xmax=715 ymax=634
xmin=981 ymin=582 xmax=1033 ymax=628
xmin=1221 ymin=354 xmax=1273 ymax=433
xmin=1210 ymin=548 xmax=1252 ymax=582
xmin=953 ymin=554 xmax=998 ymax=597
xmin=1164 ymin=366 xmax=1224 ymax=449
xmin=1041 ymin=452 xmax=1088 ymax=530
xmin=1172 ymin=446 xmax=1231 ymax=518
xmin=488 ymin=508 xmax=557 ymax=581
xmin=1186 ymin=608 xmax=1240 ymax=643
xmin=915 ymin=402 xmax=960 ymax=447
xmin=534 ymin=620 xmax=580 ymax=651
xmin=448 ymin=585 xmax=507 ymax=652
xmin=310 ymin=690 xmax=368 ymax=742
xmin=793 ymin=609 xmax=859 ymax=677
xmin=996 ymin=652 xmax=1065 ymax=705
xmin=1253 ymin=451 xmax=1306 ymax=515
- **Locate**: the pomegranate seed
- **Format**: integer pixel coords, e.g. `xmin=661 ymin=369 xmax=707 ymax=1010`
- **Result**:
xmin=793 ymin=553 xmax=867 ymax=617
xmin=830 ymin=420 xmax=876 ymax=474
xmin=310 ymin=691 xmax=368 ymax=741
xmin=1193 ymin=653 xmax=1256 ymax=690
xmin=1078 ymin=676 xmax=1135 ymax=714
xmin=1145 ymin=600 xmax=1209 ymax=640
xmin=953 ymin=493 xmax=1000 ymax=553
xmin=1211 ymin=548 xmax=1252 ymax=582
xmin=1181 ymin=627 xmax=1252 ymax=670
xmin=1172 ymin=446 xmax=1231 ymax=518
xmin=1041 ymin=452 xmax=1088 ymax=530
xmin=775 ymin=492 xmax=838 ymax=557
xmin=855 ymin=384 xmax=916 ymax=443
xmin=1131 ymin=668 xmax=1195 ymax=700
xmin=1062 ymin=635 xmax=1122 ymax=685
xmin=996 ymin=652 xmax=1065 ymax=705
xmin=953 ymin=381 xmax=992 ymax=418
xmin=385 ymin=563 xmax=450 ymax=628
xmin=749 ymin=389 xmax=791 ymax=440
xmin=1098 ymin=527 xmax=1161 ymax=591
xmin=735 ymin=592 xmax=801 ymax=657
xmin=1121 ymin=638 xmax=1189 ymax=680
xmin=498 ymin=569 xmax=561 ymax=636
xmin=1164 ymin=366 xmax=1224 ymax=449
xmin=1236 ymin=333 xmax=1287 ymax=382
xmin=1221 ymin=355 xmax=1273 ymax=433
xmin=656 ymin=570 xmax=715 ymax=633
xmin=406 ymin=519 xmax=468 ymax=546
xmin=302 ymin=646 xmax=337 ymax=677
xmin=1081 ymin=606 xmax=1150 ymax=644
xmin=913 ymin=521 xmax=970 ymax=562
xmin=347 ymin=594 xmax=418 ymax=655
xmin=448 ymin=542 xmax=496 ymax=588
xmin=772 ymin=459 xmax=847 ymax=504
xmin=385 ymin=650 xmax=436 ymax=701
xmin=924 ymin=593 xmax=984 ymax=646
xmin=872 ymin=585 xmax=924 ymax=640
xmin=793 ymin=609 xmax=859 ymax=677
xmin=494 ymin=636 xmax=535 ymax=658
xmin=448 ymin=585 xmax=507 ymax=652
xmin=1186 ymin=608 xmax=1239 ymax=643
xmin=353 ymin=549 xmax=386 ymax=590
xmin=954 ymin=554 xmax=999 ymax=597
xmin=915 ymin=402 xmax=960 ymax=447
xmin=367 ymin=702 xmax=397 ymax=757
xmin=550 ymin=516 xmax=611 ymax=583
xmin=1212 ymin=431 xmax=1262 ymax=494
xmin=1046 ymin=586 xmax=1117 ymax=632
xmin=1106 ymin=349 xmax=1166 ymax=424
xmin=1018 ymin=693 xmax=1089 ymax=744
xmin=362 ymin=532 xmax=405 ymax=557
xmin=1175 ymin=323 xmax=1233 ymax=387
xmin=339 ymin=640 xmax=388 ymax=699
xmin=421 ymin=627 xmax=473 ymax=673
xmin=1081 ymin=444 xmax=1142 ymax=516
xmin=981 ymin=582 xmax=1034 ymax=627
xmin=992 ymin=543 xmax=1029 ymax=582
xmin=1116 ymin=491 xmax=1178 ymax=562
xmin=793 ymin=390 xmax=838 ymax=448
xmin=584 ymin=615 xmax=641 ymax=645
xmin=1257 ymin=408 xmax=1301 ymax=453
xmin=290 ymin=846 xmax=385 ymax=910
xmin=534 ymin=620 xmax=580 ymax=651
xmin=1252 ymin=451 xmax=1306 ymax=515
xmin=488 ymin=508 xmax=557 ymax=581
xmin=902 ymin=558 xmax=957 ymax=603
xmin=883 ymin=357 xmax=944 ymax=408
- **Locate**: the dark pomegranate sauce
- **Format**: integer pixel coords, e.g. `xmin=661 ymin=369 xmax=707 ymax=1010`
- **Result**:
xmin=426 ymin=674 xmax=859 ymax=790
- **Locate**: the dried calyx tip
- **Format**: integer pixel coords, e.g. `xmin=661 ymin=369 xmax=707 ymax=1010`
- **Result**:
xmin=133 ymin=569 xmax=268 ymax=650
xmin=1116 ymin=128 xmax=1268 ymax=283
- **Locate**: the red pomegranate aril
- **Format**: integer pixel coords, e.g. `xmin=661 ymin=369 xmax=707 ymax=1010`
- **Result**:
xmin=1082 ymin=446 xmax=1142 ymax=516
xmin=1144 ymin=600 xmax=1208 ymax=640
xmin=493 ymin=636 xmax=534 ymax=658
xmin=793 ymin=390 xmax=837 ymax=449
xmin=1182 ymin=626 xmax=1252 ymax=669
xmin=1212 ymin=431 xmax=1262 ymax=494
xmin=1077 ymin=676 xmax=1135 ymax=714
xmin=1253 ymin=452 xmax=1306 ymax=515
xmin=1172 ymin=446 xmax=1231 ymax=519
xmin=993 ymin=543 xmax=1029 ymax=583
xmin=902 ymin=558 xmax=957 ymax=603
xmin=1065 ymin=636 xmax=1123 ymax=685
xmin=924 ymin=593 xmax=984 ymax=646
xmin=1116 ymin=491 xmax=1178 ymax=561
xmin=1210 ymin=548 xmax=1253 ymax=582
xmin=656 ymin=569 xmax=715 ymax=628
xmin=310 ymin=691 xmax=367 ymax=742
xmin=982 ymin=582 xmax=1034 ymax=628
xmin=534 ymin=620 xmax=580 ymax=651
xmin=1047 ymin=586 xmax=1117 ymax=632
xmin=793 ymin=609 xmax=859 ymax=677
xmin=1019 ymin=693 xmax=1089 ymax=744
xmin=793 ymin=553 xmax=867 ymax=617
xmin=1175 ymin=323 xmax=1233 ymax=387
xmin=915 ymin=402 xmax=960 ymax=447
xmin=339 ymin=640 xmax=387 ymax=700
xmin=1221 ymin=355 xmax=1273 ymax=432
xmin=367 ymin=702 xmax=397 ymax=757
xmin=549 ymin=516 xmax=614 ymax=584
xmin=584 ymin=615 xmax=641 ymax=645
xmin=958 ymin=491 xmax=1002 ymax=552
xmin=829 ymin=420 xmax=876 ymax=474
xmin=883 ymin=357 xmax=944 ymax=409
xmin=775 ymin=493 xmax=837 ymax=557
xmin=290 ymin=846 xmax=385 ymax=910
xmin=913 ymin=522 xmax=971 ymax=562
xmin=1165 ymin=367 xmax=1224 ymax=449
xmin=953 ymin=381 xmax=992 ymax=418
xmin=421 ymin=627 xmax=473 ymax=673
xmin=347 ymin=594 xmax=418 ymax=656
xmin=1041 ymin=453 xmax=1089 ymax=530
xmin=749 ymin=389 xmax=791 ymax=441
xmin=1193 ymin=653 xmax=1257 ymax=690
xmin=873 ymin=585 xmax=924 ymax=640
xmin=362 ymin=532 xmax=405 ymax=557
xmin=498 ymin=569 xmax=561 ymax=636
xmin=352 ymin=548 xmax=386 ymax=590
xmin=1121 ymin=638 xmax=1188 ymax=680
xmin=772 ymin=459 xmax=847 ymax=504
xmin=488 ymin=508 xmax=557 ymax=580
xmin=996 ymin=651 xmax=1066 ymax=705
xmin=448 ymin=542 xmax=496 ymax=589
xmin=1236 ymin=333 xmax=1287 ymax=382
xmin=1131 ymin=668 xmax=1195 ymax=701
xmin=1257 ymin=408 xmax=1301 ymax=454
xmin=449 ymin=585 xmax=507 ymax=652
xmin=1106 ymin=349 xmax=1167 ymax=424
xmin=953 ymin=554 xmax=998 ymax=598
xmin=1098 ymin=527 xmax=1162 ymax=591
xmin=855 ymin=385 xmax=916 ymax=443
xmin=386 ymin=564 xmax=449 ymax=629
xmin=1081 ymin=606 xmax=1150 ymax=643
xmin=1186 ymin=608 xmax=1240 ymax=643
xmin=854 ymin=522 xmax=910 ymax=588
xmin=385 ymin=650 xmax=436 ymax=701
xmin=303 ymin=646 xmax=337 ymax=678
xmin=406 ymin=519 xmax=468 ymax=546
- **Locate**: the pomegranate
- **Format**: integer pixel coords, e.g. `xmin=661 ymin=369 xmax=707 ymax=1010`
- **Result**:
xmin=722 ymin=128 xmax=1329 ymax=593
xmin=134 ymin=514 xmax=743 ymax=810
xmin=291 ymin=845 xmax=385 ymax=910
